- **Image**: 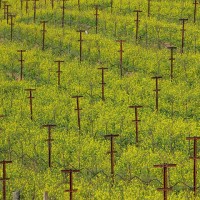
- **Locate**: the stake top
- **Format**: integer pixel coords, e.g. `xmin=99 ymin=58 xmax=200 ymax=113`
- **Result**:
xmin=98 ymin=67 xmax=108 ymax=70
xmin=154 ymin=163 xmax=176 ymax=168
xmin=25 ymin=88 xmax=36 ymax=91
xmin=42 ymin=124 xmax=56 ymax=128
xmin=77 ymin=30 xmax=85 ymax=32
xmin=167 ymin=46 xmax=177 ymax=49
xmin=104 ymin=134 xmax=119 ymax=138
xmin=8 ymin=13 xmax=16 ymax=17
xmin=0 ymin=160 xmax=12 ymax=164
xmin=116 ymin=40 xmax=126 ymax=42
xmin=186 ymin=136 xmax=200 ymax=140
xmin=152 ymin=76 xmax=162 ymax=79
xmin=72 ymin=95 xmax=83 ymax=98
xmin=129 ymin=105 xmax=143 ymax=109
xmin=134 ymin=10 xmax=142 ymax=12
xmin=61 ymin=169 xmax=80 ymax=173
xmin=0 ymin=115 xmax=5 ymax=118
xmin=55 ymin=60 xmax=64 ymax=63
xmin=17 ymin=50 xmax=26 ymax=52
xmin=40 ymin=20 xmax=48 ymax=23
xmin=179 ymin=18 xmax=188 ymax=21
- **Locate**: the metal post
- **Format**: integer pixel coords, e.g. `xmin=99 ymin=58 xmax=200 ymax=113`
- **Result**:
xmin=116 ymin=40 xmax=125 ymax=77
xmin=154 ymin=163 xmax=176 ymax=200
xmin=42 ymin=124 xmax=56 ymax=168
xmin=129 ymin=106 xmax=143 ymax=144
xmin=152 ymin=76 xmax=162 ymax=111
xmin=179 ymin=18 xmax=188 ymax=54
xmin=104 ymin=134 xmax=119 ymax=183
xmin=0 ymin=160 xmax=12 ymax=200
xmin=186 ymin=136 xmax=200 ymax=196
xmin=98 ymin=67 xmax=108 ymax=101
xmin=61 ymin=169 xmax=80 ymax=200
xmin=25 ymin=89 xmax=36 ymax=120
xmin=72 ymin=96 xmax=83 ymax=131
xmin=17 ymin=50 xmax=26 ymax=81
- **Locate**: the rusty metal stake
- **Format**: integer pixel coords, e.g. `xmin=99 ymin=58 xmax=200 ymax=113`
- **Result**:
xmin=0 ymin=160 xmax=12 ymax=200
xmin=129 ymin=105 xmax=143 ymax=144
xmin=17 ymin=50 xmax=26 ymax=81
xmin=5 ymin=4 xmax=11 ymax=24
xmin=41 ymin=21 xmax=47 ymax=51
xmin=55 ymin=60 xmax=64 ymax=86
xmin=194 ymin=0 xmax=198 ymax=23
xmin=51 ymin=0 xmax=54 ymax=9
xmin=94 ymin=5 xmax=99 ymax=34
xmin=2 ymin=1 xmax=7 ymax=19
xmin=152 ymin=76 xmax=162 ymax=112
xmin=116 ymin=40 xmax=125 ymax=78
xmin=32 ymin=0 xmax=39 ymax=23
xmin=25 ymin=89 xmax=36 ymax=120
xmin=148 ymin=0 xmax=151 ymax=17
xmin=98 ymin=67 xmax=108 ymax=101
xmin=72 ymin=96 xmax=83 ymax=131
xmin=134 ymin=10 xmax=142 ymax=42
xmin=186 ymin=136 xmax=200 ymax=196
xmin=77 ymin=0 xmax=80 ymax=10
xmin=77 ymin=30 xmax=85 ymax=62
xmin=110 ymin=0 xmax=113 ymax=13
xmin=42 ymin=124 xmax=56 ymax=168
xmin=154 ymin=163 xmax=176 ymax=200
xmin=24 ymin=0 xmax=30 ymax=14
xmin=104 ymin=134 xmax=119 ymax=183
xmin=167 ymin=46 xmax=176 ymax=81
xmin=61 ymin=169 xmax=80 ymax=200
xmin=179 ymin=18 xmax=188 ymax=54
xmin=8 ymin=14 xmax=15 ymax=41
xmin=61 ymin=0 xmax=68 ymax=28
xmin=20 ymin=0 xmax=23 ymax=10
